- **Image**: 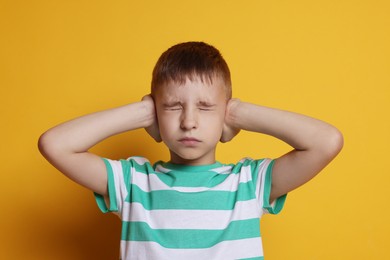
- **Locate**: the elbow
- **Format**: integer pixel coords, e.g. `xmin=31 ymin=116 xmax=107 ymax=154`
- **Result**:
xmin=323 ymin=126 xmax=344 ymax=159
xmin=38 ymin=130 xmax=60 ymax=160
xmin=38 ymin=131 xmax=51 ymax=158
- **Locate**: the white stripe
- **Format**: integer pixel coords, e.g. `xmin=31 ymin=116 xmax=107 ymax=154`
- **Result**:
xmin=255 ymin=159 xmax=271 ymax=215
xmin=121 ymin=237 xmax=263 ymax=260
xmin=121 ymin=199 xmax=261 ymax=229
xmin=210 ymin=165 xmax=234 ymax=174
xmin=131 ymin=167 xmax=253 ymax=193
xmin=106 ymin=159 xmax=127 ymax=213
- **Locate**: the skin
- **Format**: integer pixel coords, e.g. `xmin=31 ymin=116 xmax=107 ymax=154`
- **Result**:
xmin=153 ymin=78 xmax=227 ymax=165
xmin=38 ymin=76 xmax=343 ymax=203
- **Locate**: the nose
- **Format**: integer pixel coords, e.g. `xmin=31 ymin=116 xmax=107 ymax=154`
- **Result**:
xmin=180 ymin=109 xmax=198 ymax=130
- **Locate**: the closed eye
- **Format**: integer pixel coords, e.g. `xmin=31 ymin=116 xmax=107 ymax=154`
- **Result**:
xmin=198 ymin=102 xmax=216 ymax=111
xmin=165 ymin=106 xmax=182 ymax=111
xmin=163 ymin=101 xmax=183 ymax=111
xmin=199 ymin=107 xmax=214 ymax=111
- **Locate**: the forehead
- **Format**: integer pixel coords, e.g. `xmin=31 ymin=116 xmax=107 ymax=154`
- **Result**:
xmin=155 ymin=77 xmax=227 ymax=103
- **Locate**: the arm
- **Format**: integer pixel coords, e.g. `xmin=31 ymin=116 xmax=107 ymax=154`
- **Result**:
xmin=38 ymin=97 xmax=157 ymax=195
xmin=223 ymin=99 xmax=343 ymax=202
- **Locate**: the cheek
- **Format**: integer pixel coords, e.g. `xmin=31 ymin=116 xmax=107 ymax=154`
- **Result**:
xmin=203 ymin=113 xmax=225 ymax=135
xmin=157 ymin=113 xmax=176 ymax=137
xmin=209 ymin=109 xmax=226 ymax=125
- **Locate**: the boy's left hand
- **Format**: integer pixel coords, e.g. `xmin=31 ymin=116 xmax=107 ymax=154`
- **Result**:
xmin=220 ymin=98 xmax=241 ymax=143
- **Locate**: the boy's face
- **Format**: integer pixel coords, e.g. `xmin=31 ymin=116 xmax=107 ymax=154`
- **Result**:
xmin=154 ymin=77 xmax=227 ymax=165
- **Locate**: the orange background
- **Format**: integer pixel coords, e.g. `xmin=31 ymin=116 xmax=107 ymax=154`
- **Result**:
xmin=1 ymin=1 xmax=389 ymax=259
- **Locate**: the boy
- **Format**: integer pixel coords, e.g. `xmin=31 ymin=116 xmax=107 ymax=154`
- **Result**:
xmin=38 ymin=42 xmax=343 ymax=259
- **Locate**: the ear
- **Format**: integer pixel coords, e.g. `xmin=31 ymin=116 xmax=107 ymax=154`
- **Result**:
xmin=220 ymin=121 xmax=240 ymax=143
xmin=145 ymin=117 xmax=162 ymax=142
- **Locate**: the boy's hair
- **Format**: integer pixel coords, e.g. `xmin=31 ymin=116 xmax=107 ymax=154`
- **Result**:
xmin=151 ymin=41 xmax=232 ymax=99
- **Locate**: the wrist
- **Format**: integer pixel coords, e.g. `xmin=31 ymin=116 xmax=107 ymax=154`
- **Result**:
xmin=138 ymin=100 xmax=156 ymax=128
xmin=140 ymin=95 xmax=161 ymax=142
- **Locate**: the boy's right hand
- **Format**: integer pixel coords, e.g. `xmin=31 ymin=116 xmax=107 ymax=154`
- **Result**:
xmin=141 ymin=95 xmax=162 ymax=142
xmin=220 ymin=98 xmax=241 ymax=143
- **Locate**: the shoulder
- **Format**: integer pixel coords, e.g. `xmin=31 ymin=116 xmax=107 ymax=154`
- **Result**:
xmin=103 ymin=156 xmax=155 ymax=175
xmin=125 ymin=156 xmax=152 ymax=166
xmin=124 ymin=156 xmax=155 ymax=173
xmin=229 ymin=157 xmax=271 ymax=171
xmin=227 ymin=157 xmax=274 ymax=182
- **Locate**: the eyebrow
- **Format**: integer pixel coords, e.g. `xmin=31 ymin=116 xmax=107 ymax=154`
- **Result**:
xmin=162 ymin=101 xmax=182 ymax=107
xmin=197 ymin=101 xmax=216 ymax=107
xmin=162 ymin=101 xmax=216 ymax=107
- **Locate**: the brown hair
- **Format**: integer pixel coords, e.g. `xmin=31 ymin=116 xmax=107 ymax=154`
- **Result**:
xmin=151 ymin=42 xmax=232 ymax=99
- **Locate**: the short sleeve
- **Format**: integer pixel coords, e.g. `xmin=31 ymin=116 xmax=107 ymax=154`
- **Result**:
xmin=252 ymin=159 xmax=287 ymax=215
xmin=94 ymin=158 xmax=131 ymax=215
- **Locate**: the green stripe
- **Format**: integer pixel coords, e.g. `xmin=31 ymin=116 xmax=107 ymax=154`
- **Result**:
xmin=159 ymin=161 xmax=223 ymax=172
xmin=94 ymin=158 xmax=118 ymax=213
xmin=155 ymin=159 xmax=264 ymax=188
xmin=121 ymin=218 xmax=260 ymax=248
xmin=153 ymin=161 xmax=233 ymax=188
xmin=123 ymin=158 xmax=263 ymax=189
xmin=155 ymin=170 xmax=231 ymax=188
xmin=125 ymin=158 xmax=150 ymax=174
xmin=127 ymin=182 xmax=256 ymax=210
xmin=239 ymin=257 xmax=264 ymax=260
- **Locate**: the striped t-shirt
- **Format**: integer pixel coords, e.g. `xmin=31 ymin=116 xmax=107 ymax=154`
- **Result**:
xmin=94 ymin=156 xmax=287 ymax=260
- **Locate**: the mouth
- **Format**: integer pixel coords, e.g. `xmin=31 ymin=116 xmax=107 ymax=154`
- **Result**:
xmin=178 ymin=137 xmax=201 ymax=146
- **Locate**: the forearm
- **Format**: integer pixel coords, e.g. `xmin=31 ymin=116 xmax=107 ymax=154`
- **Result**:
xmin=38 ymin=100 xmax=155 ymax=195
xmin=226 ymin=100 xmax=343 ymax=200
xmin=227 ymin=100 xmax=342 ymax=155
xmin=39 ymin=101 xmax=153 ymax=155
